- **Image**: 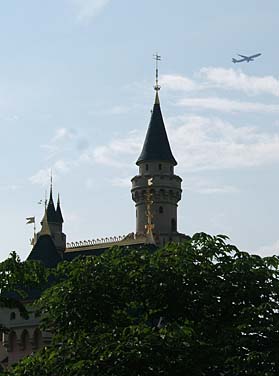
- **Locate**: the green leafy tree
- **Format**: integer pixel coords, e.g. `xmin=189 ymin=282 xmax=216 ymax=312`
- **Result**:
xmin=6 ymin=234 xmax=279 ymax=375
xmin=0 ymin=251 xmax=48 ymax=321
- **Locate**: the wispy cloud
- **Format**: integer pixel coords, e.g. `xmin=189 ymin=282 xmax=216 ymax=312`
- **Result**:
xmin=29 ymin=160 xmax=72 ymax=186
xmin=85 ymin=131 xmax=142 ymax=168
xmin=85 ymin=114 xmax=279 ymax=173
xmin=30 ymin=167 xmax=52 ymax=186
xmin=71 ymin=0 xmax=110 ymax=23
xmin=161 ymin=68 xmax=279 ymax=97
xmin=110 ymin=177 xmax=131 ymax=187
xmin=183 ymin=177 xmax=239 ymax=194
xmin=41 ymin=128 xmax=77 ymax=159
xmin=169 ymin=115 xmax=279 ymax=171
xmin=200 ymin=67 xmax=279 ymax=96
xmin=178 ymin=97 xmax=279 ymax=113
xmin=30 ymin=127 xmax=140 ymax=186
xmin=161 ymin=74 xmax=200 ymax=92
xmin=29 ymin=68 xmax=279 ymax=191
xmin=30 ymin=128 xmax=88 ymax=186
xmin=256 ymin=239 xmax=279 ymax=257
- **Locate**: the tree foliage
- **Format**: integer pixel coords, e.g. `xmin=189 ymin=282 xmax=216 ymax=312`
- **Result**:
xmin=0 ymin=252 xmax=48 ymax=320
xmin=6 ymin=233 xmax=279 ymax=375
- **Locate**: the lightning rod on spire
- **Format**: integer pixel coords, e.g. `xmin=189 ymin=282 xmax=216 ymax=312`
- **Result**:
xmin=50 ymin=169 xmax=53 ymax=191
xmin=153 ymin=53 xmax=161 ymax=92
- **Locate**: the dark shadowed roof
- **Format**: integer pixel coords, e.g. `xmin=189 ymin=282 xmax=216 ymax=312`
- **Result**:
xmin=136 ymin=92 xmax=177 ymax=166
xmin=56 ymin=195 xmax=64 ymax=223
xmin=41 ymin=188 xmax=58 ymax=224
xmin=27 ymin=234 xmax=62 ymax=268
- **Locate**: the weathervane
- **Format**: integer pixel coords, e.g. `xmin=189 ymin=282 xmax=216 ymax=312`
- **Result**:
xmin=153 ymin=53 xmax=161 ymax=92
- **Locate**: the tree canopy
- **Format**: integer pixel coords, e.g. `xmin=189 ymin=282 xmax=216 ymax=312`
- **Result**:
xmin=0 ymin=252 xmax=48 ymax=321
xmin=6 ymin=233 xmax=279 ymax=376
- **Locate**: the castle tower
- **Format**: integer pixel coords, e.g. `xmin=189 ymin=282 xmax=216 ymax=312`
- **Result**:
xmin=39 ymin=185 xmax=66 ymax=256
xmin=131 ymin=56 xmax=183 ymax=246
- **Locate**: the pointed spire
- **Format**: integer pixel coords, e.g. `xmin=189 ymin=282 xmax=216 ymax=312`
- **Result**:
xmin=56 ymin=194 xmax=64 ymax=223
xmin=155 ymin=91 xmax=160 ymax=105
xmin=44 ymin=173 xmax=58 ymax=223
xmin=136 ymin=54 xmax=177 ymax=166
xmin=136 ymin=91 xmax=177 ymax=166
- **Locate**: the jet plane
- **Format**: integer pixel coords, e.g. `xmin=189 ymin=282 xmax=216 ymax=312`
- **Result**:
xmin=232 ymin=53 xmax=261 ymax=63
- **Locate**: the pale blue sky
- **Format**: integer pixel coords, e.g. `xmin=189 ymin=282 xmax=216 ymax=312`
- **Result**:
xmin=1 ymin=0 xmax=279 ymax=260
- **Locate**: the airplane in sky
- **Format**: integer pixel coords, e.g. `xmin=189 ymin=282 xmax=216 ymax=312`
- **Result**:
xmin=232 ymin=53 xmax=262 ymax=64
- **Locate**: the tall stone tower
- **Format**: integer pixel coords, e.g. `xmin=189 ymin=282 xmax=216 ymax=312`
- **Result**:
xmin=131 ymin=59 xmax=183 ymax=246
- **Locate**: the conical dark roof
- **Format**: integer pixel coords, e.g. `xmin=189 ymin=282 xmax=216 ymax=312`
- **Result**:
xmin=27 ymin=234 xmax=61 ymax=268
xmin=46 ymin=187 xmax=57 ymax=223
xmin=136 ymin=92 xmax=177 ymax=166
xmin=56 ymin=194 xmax=64 ymax=223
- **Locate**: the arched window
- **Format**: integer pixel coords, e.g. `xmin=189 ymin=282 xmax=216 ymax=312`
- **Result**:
xmin=171 ymin=218 xmax=177 ymax=232
xmin=158 ymin=163 xmax=162 ymax=170
xmin=145 ymin=164 xmax=149 ymax=171
xmin=159 ymin=206 xmax=164 ymax=214
xmin=21 ymin=330 xmax=29 ymax=351
xmin=8 ymin=331 xmax=17 ymax=352
xmin=33 ymin=328 xmax=43 ymax=350
xmin=10 ymin=312 xmax=16 ymax=320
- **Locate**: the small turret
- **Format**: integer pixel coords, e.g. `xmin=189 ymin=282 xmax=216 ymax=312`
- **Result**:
xmin=38 ymin=182 xmax=66 ymax=257
xmin=29 ymin=209 xmax=62 ymax=267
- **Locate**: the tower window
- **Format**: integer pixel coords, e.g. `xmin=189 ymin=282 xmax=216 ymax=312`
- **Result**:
xmin=158 ymin=163 xmax=162 ymax=170
xmin=145 ymin=164 xmax=149 ymax=171
xmin=171 ymin=218 xmax=177 ymax=232
xmin=159 ymin=206 xmax=163 ymax=214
